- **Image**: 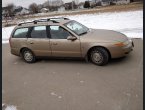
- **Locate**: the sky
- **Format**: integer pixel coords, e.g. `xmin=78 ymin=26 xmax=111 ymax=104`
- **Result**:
xmin=2 ymin=0 xmax=86 ymax=8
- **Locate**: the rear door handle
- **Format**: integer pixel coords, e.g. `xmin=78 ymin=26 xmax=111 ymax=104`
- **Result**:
xmin=30 ymin=42 xmax=34 ymax=44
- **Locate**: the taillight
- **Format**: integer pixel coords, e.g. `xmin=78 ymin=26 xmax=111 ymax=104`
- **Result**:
xmin=9 ymin=37 xmax=12 ymax=47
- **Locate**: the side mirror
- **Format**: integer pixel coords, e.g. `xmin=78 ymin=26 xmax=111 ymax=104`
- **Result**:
xmin=67 ymin=36 xmax=77 ymax=41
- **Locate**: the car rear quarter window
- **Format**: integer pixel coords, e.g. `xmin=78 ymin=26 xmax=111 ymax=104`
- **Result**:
xmin=13 ymin=28 xmax=28 ymax=38
xmin=31 ymin=26 xmax=47 ymax=38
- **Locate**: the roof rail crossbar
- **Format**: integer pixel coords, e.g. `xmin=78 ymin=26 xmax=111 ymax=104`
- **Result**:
xmin=18 ymin=17 xmax=69 ymax=26
xmin=18 ymin=21 xmax=37 ymax=26
xmin=48 ymin=17 xmax=69 ymax=20
xmin=33 ymin=19 xmax=59 ymax=23
xmin=34 ymin=17 xmax=69 ymax=21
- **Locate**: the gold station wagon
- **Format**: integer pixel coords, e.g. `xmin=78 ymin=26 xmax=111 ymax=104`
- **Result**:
xmin=9 ymin=17 xmax=134 ymax=66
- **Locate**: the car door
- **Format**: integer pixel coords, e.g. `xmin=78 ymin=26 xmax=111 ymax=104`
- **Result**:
xmin=27 ymin=26 xmax=51 ymax=56
xmin=49 ymin=25 xmax=81 ymax=57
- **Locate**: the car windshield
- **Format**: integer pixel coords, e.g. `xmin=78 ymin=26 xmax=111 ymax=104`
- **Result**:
xmin=64 ymin=20 xmax=89 ymax=36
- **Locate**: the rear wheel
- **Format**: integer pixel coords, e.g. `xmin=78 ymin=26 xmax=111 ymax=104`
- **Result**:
xmin=21 ymin=49 xmax=36 ymax=63
xmin=90 ymin=47 xmax=109 ymax=66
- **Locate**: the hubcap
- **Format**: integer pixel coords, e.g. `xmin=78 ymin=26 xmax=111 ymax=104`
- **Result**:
xmin=92 ymin=52 xmax=103 ymax=63
xmin=24 ymin=51 xmax=33 ymax=62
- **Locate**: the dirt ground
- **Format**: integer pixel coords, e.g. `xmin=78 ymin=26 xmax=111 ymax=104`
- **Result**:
xmin=2 ymin=38 xmax=143 ymax=110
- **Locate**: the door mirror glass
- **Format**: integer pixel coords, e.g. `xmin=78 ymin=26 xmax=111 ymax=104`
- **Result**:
xmin=67 ymin=36 xmax=77 ymax=41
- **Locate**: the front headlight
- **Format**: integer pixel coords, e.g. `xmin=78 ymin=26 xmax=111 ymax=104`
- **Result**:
xmin=123 ymin=40 xmax=129 ymax=45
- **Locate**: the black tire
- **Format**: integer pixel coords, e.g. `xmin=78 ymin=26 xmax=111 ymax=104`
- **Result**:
xmin=21 ymin=48 xmax=36 ymax=63
xmin=90 ymin=47 xmax=109 ymax=66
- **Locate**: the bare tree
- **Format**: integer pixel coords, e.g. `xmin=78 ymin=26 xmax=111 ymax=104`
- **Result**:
xmin=84 ymin=1 xmax=90 ymax=8
xmin=6 ymin=3 xmax=15 ymax=17
xmin=29 ymin=3 xmax=39 ymax=14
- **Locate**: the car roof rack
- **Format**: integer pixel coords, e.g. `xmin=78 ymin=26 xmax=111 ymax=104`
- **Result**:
xmin=18 ymin=17 xmax=69 ymax=26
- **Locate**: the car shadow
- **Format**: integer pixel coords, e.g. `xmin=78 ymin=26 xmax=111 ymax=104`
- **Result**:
xmin=36 ymin=56 xmax=129 ymax=66
xmin=109 ymin=57 xmax=127 ymax=65
xmin=14 ymin=56 xmax=130 ymax=66
xmin=36 ymin=57 xmax=87 ymax=64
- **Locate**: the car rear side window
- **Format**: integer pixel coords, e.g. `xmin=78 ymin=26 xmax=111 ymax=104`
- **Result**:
xmin=13 ymin=28 xmax=28 ymax=38
xmin=31 ymin=26 xmax=47 ymax=38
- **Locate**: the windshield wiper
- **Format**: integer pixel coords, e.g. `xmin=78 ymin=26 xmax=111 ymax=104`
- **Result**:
xmin=79 ymin=31 xmax=88 ymax=36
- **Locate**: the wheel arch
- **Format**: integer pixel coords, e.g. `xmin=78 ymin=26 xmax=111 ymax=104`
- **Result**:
xmin=86 ymin=46 xmax=111 ymax=60
xmin=20 ymin=47 xmax=35 ymax=56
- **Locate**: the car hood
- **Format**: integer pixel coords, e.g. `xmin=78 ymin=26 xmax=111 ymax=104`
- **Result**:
xmin=81 ymin=29 xmax=128 ymax=42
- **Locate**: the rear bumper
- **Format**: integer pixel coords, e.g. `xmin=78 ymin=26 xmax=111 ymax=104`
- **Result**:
xmin=11 ymin=48 xmax=20 ymax=56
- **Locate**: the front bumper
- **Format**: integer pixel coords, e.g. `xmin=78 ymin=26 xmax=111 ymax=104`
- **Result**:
xmin=109 ymin=40 xmax=134 ymax=58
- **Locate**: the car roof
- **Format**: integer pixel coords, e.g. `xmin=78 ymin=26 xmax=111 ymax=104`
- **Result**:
xmin=16 ymin=17 xmax=71 ymax=28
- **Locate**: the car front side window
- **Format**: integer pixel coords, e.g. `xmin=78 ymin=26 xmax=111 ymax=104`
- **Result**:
xmin=64 ymin=20 xmax=89 ymax=36
xmin=50 ymin=26 xmax=72 ymax=39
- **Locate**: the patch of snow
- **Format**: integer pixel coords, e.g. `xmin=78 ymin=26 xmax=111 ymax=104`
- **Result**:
xmin=58 ymin=96 xmax=62 ymax=99
xmin=2 ymin=26 xmax=15 ymax=44
xmin=2 ymin=10 xmax=143 ymax=43
xmin=24 ymin=82 xmax=27 ymax=85
xmin=123 ymin=92 xmax=131 ymax=97
xmin=52 ymin=72 xmax=56 ymax=74
xmin=50 ymin=92 xmax=62 ymax=99
xmin=97 ymin=101 xmax=100 ymax=104
xmin=80 ymin=80 xmax=84 ymax=83
xmin=50 ymin=92 xmax=57 ymax=96
xmin=77 ymin=72 xmax=80 ymax=75
xmin=14 ymin=62 xmax=18 ymax=65
xmin=5 ymin=105 xmax=17 ymax=110
xmin=66 ymin=10 xmax=143 ymax=39
xmin=136 ymin=94 xmax=138 ymax=98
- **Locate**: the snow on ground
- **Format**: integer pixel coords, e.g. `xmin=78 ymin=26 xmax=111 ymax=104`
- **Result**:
xmin=2 ymin=10 xmax=143 ymax=44
xmin=2 ymin=26 xmax=15 ymax=43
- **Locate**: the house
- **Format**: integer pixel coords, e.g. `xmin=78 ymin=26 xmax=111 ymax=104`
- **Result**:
xmin=112 ymin=0 xmax=130 ymax=5
xmin=57 ymin=6 xmax=65 ymax=12
xmin=101 ymin=0 xmax=111 ymax=6
xmin=14 ymin=6 xmax=30 ymax=15
xmin=78 ymin=2 xmax=85 ymax=9
xmin=40 ymin=8 xmax=49 ymax=13
xmin=64 ymin=1 xmax=77 ymax=10
xmin=89 ymin=1 xmax=97 ymax=8
xmin=2 ymin=7 xmax=9 ymax=17
xmin=17 ymin=8 xmax=29 ymax=15
xmin=101 ymin=0 xmax=131 ymax=6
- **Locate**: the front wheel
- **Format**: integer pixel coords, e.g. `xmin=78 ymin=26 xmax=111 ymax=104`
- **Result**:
xmin=90 ymin=47 xmax=109 ymax=66
xmin=21 ymin=49 xmax=36 ymax=63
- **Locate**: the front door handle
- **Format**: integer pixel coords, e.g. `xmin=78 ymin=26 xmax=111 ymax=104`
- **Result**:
xmin=53 ymin=43 xmax=57 ymax=45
